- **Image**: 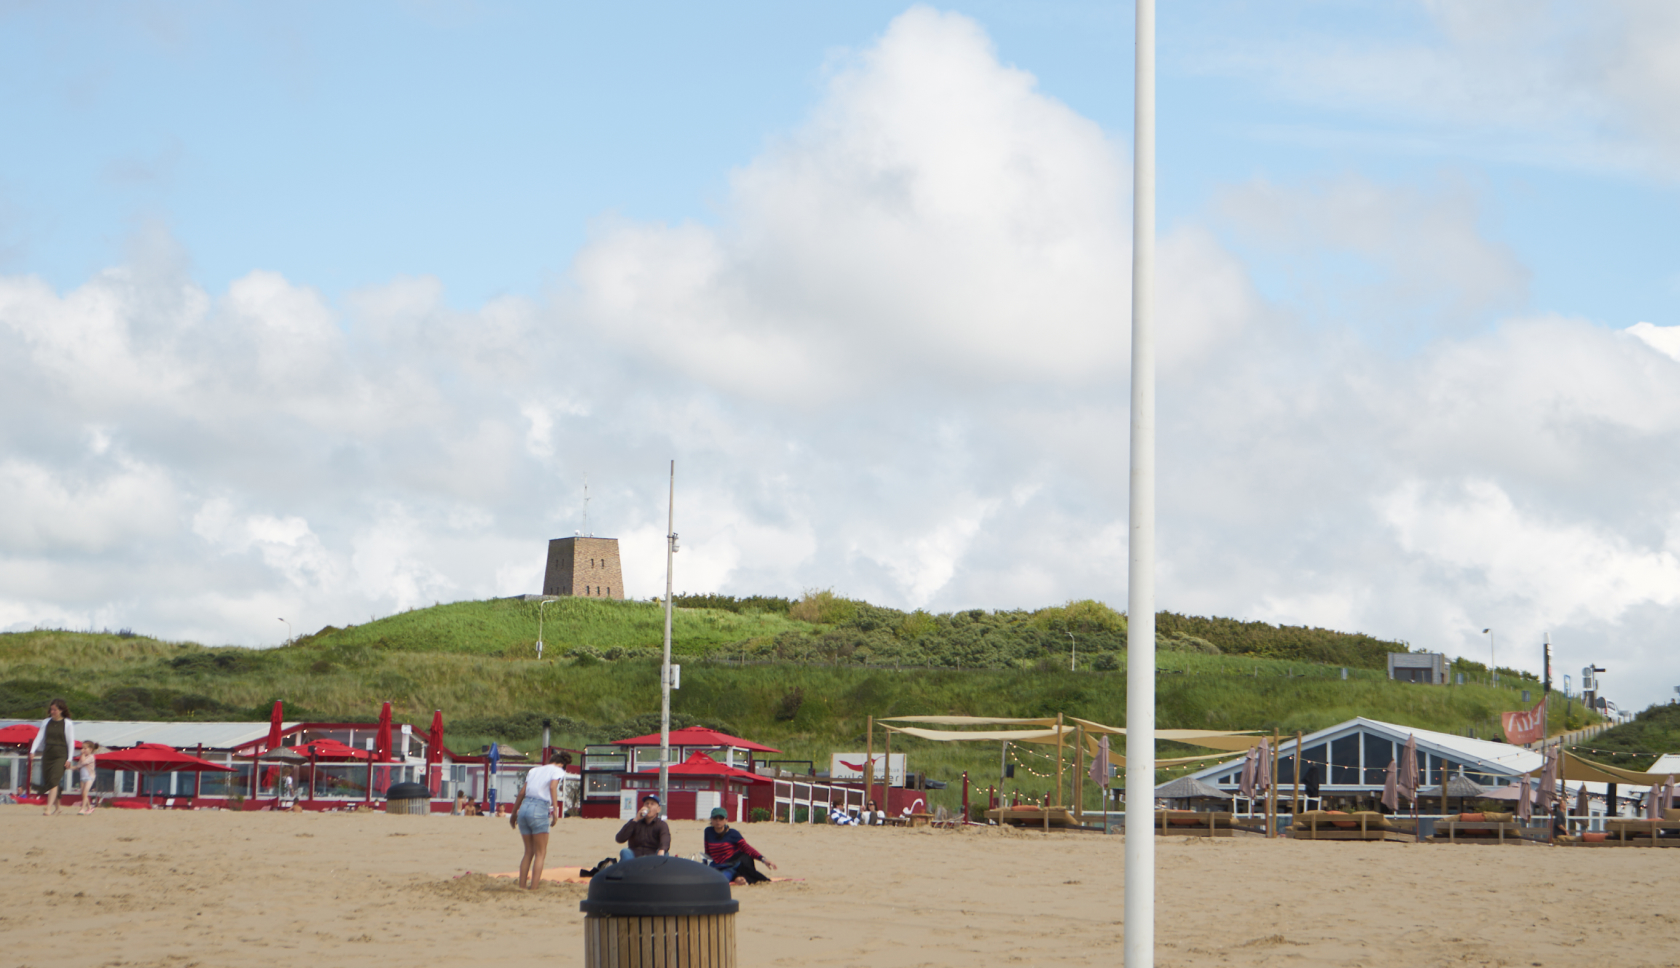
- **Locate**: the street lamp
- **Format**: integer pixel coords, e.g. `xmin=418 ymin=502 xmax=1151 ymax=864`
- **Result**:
xmin=1482 ymin=628 xmax=1495 ymax=686
xmin=537 ymin=598 xmax=555 ymax=659
xmin=278 ymin=617 xmax=292 ymax=644
xmin=1067 ymin=631 xmax=1076 ymax=671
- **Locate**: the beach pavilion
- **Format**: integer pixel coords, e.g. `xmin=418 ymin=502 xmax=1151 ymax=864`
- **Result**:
xmin=580 ymin=726 xmax=780 ymax=819
xmin=1181 ymin=717 xmax=1543 ymax=814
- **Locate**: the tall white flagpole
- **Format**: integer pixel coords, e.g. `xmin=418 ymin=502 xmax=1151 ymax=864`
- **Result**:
xmin=1124 ymin=1 xmax=1156 ymax=967
xmin=660 ymin=460 xmax=675 ymax=807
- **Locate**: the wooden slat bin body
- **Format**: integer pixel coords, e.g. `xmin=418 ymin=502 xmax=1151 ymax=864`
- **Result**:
xmin=584 ymin=913 xmax=735 ymax=967
xmin=580 ymin=856 xmax=739 ymax=968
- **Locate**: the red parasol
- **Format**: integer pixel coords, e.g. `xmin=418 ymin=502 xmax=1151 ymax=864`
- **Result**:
xmin=375 ymin=701 xmax=392 ymax=762
xmin=426 ymin=710 xmax=444 ymax=766
xmin=0 ymin=723 xmax=40 ymax=745
xmin=659 ymin=751 xmax=769 ymax=783
xmin=96 ymin=743 xmax=235 ymax=773
xmin=286 ymin=738 xmax=372 ymax=761
xmin=266 ymin=700 xmax=284 ymax=751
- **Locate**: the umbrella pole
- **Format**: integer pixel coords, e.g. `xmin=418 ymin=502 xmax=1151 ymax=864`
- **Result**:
xmin=1291 ymin=731 xmax=1302 ymax=816
xmin=308 ymin=748 xmax=317 ymax=806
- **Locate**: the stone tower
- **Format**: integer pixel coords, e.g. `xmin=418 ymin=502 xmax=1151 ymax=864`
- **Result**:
xmin=542 ymin=537 xmax=624 ymax=599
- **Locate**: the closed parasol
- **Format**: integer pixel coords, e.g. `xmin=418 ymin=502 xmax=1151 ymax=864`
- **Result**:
xmin=1398 ymin=735 xmax=1419 ymax=806
xmin=1381 ymin=759 xmax=1399 ymax=812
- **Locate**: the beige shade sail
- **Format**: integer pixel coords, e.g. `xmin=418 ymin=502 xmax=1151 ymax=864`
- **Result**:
xmin=882 ymin=725 xmax=1070 ymax=745
xmin=1557 ymin=750 xmax=1680 ymax=786
xmin=879 ymin=716 xmax=1058 ymax=726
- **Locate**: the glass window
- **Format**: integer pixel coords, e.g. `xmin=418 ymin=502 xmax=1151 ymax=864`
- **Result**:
xmin=1364 ymin=734 xmax=1394 ymax=785
xmin=0 ymin=757 xmax=10 ymax=789
xmin=1331 ymin=735 xmax=1359 ymax=785
xmin=1277 ymin=751 xmax=1295 ymax=785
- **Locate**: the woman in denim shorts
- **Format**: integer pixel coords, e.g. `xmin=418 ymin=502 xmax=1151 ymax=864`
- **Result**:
xmin=509 ymin=761 xmax=567 ymax=889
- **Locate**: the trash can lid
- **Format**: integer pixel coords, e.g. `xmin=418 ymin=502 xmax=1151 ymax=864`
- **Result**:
xmin=579 ymin=856 xmax=738 ymax=917
xmin=385 ymin=781 xmax=430 ymax=801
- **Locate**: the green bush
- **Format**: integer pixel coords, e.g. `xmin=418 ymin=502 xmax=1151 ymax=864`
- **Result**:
xmin=749 ymin=807 xmax=771 ymax=823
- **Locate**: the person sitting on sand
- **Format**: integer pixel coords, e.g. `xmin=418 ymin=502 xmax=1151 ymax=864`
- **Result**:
xmin=76 ymin=740 xmax=100 ymax=815
xmin=703 ymin=807 xmax=776 ymax=885
xmin=615 ymin=794 xmax=670 ymax=860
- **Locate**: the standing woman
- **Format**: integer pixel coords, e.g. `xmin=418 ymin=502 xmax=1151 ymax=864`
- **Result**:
xmin=28 ymin=699 xmax=75 ymax=815
xmin=508 ymin=759 xmax=567 ymax=889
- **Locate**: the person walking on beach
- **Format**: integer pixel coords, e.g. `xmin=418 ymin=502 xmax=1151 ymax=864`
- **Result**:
xmin=703 ymin=807 xmax=776 ymax=885
xmin=75 ymin=741 xmax=100 ymax=814
xmin=28 ymin=699 xmax=75 ymax=815
xmin=509 ymin=760 xmax=567 ymax=889
xmin=615 ymin=794 xmax=670 ymax=860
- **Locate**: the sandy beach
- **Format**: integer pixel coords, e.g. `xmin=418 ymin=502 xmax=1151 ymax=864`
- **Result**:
xmin=2 ymin=806 xmax=1677 ymax=968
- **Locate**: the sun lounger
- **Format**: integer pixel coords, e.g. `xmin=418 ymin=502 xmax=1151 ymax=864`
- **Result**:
xmin=1153 ymin=810 xmax=1233 ymax=837
xmin=1601 ymin=818 xmax=1680 ymax=847
xmin=984 ymin=805 xmax=1080 ymax=828
xmin=1289 ymin=810 xmax=1415 ymax=842
xmin=1431 ymin=812 xmax=1527 ymax=845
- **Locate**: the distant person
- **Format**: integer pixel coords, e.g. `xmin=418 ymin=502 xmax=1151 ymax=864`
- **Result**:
xmin=703 ymin=807 xmax=776 ymax=885
xmin=75 ymin=741 xmax=100 ymax=815
xmin=1550 ymin=800 xmax=1568 ymax=842
xmin=509 ymin=760 xmax=567 ymax=890
xmin=616 ymin=794 xmax=671 ymax=860
xmin=28 ymin=699 xmax=75 ymax=816
xmin=861 ymin=799 xmax=885 ymax=825
xmin=453 ymin=791 xmax=470 ymax=815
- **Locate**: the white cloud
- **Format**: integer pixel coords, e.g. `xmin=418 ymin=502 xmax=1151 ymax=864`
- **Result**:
xmin=3 ymin=6 xmax=1680 ymax=711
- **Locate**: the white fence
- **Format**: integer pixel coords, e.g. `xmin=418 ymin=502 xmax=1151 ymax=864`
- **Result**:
xmin=772 ymin=778 xmax=866 ymax=823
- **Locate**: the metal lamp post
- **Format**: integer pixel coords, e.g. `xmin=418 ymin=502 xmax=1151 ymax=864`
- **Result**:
xmin=1067 ymin=631 xmax=1077 ymax=671
xmin=660 ymin=460 xmax=678 ymax=807
xmin=537 ymin=598 xmax=554 ymax=659
xmin=278 ymin=617 xmax=292 ymax=644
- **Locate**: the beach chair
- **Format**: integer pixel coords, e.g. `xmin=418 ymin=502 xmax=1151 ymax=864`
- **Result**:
xmin=1288 ymin=810 xmax=1414 ymax=843
xmin=1431 ymin=812 xmax=1526 ymax=846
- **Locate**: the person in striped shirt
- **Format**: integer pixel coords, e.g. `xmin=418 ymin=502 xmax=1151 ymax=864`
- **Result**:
xmin=703 ymin=807 xmax=777 ymax=885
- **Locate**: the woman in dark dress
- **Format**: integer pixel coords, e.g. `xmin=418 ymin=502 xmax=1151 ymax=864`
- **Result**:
xmin=28 ymin=699 xmax=76 ymax=815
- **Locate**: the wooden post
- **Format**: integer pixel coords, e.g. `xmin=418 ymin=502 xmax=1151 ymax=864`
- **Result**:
xmin=865 ymin=716 xmax=874 ymax=820
xmin=1291 ymin=730 xmax=1302 ymax=816
xmin=884 ymin=727 xmax=892 ymax=819
xmin=1268 ymin=728 xmax=1280 ymax=838
xmin=1043 ymin=794 xmax=1050 ymax=833
xmin=1073 ymin=722 xmax=1084 ymax=823
xmin=1055 ymin=713 xmax=1065 ymax=808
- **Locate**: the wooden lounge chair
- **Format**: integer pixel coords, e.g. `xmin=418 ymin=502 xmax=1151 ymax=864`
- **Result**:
xmin=1431 ymin=812 xmax=1527 ymax=845
xmin=1288 ymin=810 xmax=1415 ymax=843
xmin=1602 ymin=817 xmax=1680 ymax=847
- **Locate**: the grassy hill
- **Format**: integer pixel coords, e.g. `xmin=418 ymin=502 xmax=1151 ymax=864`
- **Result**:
xmin=2 ymin=593 xmax=1585 ymax=813
xmin=1567 ymin=701 xmax=1680 ymax=767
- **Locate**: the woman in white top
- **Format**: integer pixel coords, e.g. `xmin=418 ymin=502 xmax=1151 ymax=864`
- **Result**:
xmin=509 ymin=761 xmax=567 ymax=889
xmin=28 ymin=699 xmax=76 ymax=816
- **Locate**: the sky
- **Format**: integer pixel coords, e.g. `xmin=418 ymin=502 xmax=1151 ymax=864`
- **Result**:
xmin=2 ymin=1 xmax=1679 ymax=711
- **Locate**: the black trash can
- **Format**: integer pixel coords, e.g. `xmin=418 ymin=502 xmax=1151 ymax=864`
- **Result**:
xmin=385 ymin=781 xmax=431 ymax=815
xmin=580 ymin=856 xmax=738 ymax=967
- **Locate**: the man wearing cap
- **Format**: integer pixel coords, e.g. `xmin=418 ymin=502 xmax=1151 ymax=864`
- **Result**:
xmin=615 ymin=794 xmax=671 ymax=861
xmin=703 ymin=807 xmax=777 ymax=885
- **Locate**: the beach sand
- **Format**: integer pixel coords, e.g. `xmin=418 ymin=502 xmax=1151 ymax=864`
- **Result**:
xmin=2 ymin=806 xmax=1677 ymax=967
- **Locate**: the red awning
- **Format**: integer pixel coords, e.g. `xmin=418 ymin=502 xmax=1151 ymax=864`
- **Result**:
xmin=0 ymin=723 xmax=39 ymax=745
xmin=645 ymin=751 xmax=769 ymax=784
xmin=95 ymin=743 xmax=235 ymax=773
xmin=611 ymin=726 xmax=780 ymax=753
xmin=286 ymin=738 xmax=373 ymax=761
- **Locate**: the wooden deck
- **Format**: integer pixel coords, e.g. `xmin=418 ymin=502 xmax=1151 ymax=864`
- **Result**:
xmin=1430 ymin=821 xmax=1530 ymax=845
xmin=986 ymin=805 xmax=1081 ymax=828
xmin=1154 ymin=810 xmax=1233 ymax=837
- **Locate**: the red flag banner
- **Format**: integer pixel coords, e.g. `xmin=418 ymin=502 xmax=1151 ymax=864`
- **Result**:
xmin=1502 ymin=700 xmax=1547 ymax=746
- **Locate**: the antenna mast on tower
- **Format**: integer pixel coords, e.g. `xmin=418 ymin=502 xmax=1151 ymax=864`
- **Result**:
xmin=582 ymin=475 xmax=591 ymax=537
